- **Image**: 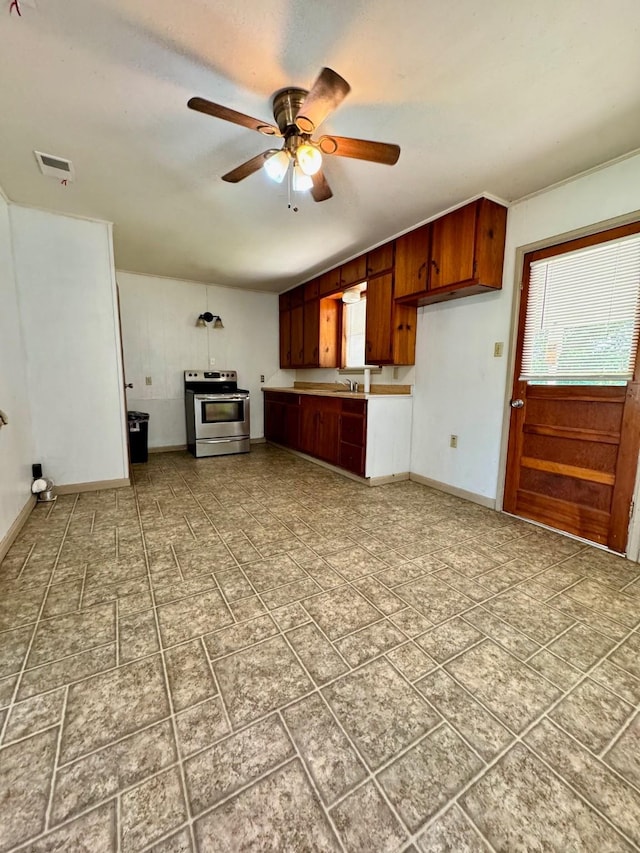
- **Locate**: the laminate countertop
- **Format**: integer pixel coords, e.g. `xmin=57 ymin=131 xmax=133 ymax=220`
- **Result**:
xmin=261 ymin=386 xmax=412 ymax=401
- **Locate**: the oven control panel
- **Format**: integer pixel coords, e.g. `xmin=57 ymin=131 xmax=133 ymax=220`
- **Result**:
xmin=184 ymin=370 xmax=237 ymax=382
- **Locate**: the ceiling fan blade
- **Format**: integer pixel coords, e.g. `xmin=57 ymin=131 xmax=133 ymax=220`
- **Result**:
xmin=188 ymin=97 xmax=281 ymax=136
xmin=295 ymin=68 xmax=351 ymax=134
xmin=319 ymin=135 xmax=400 ymax=165
xmin=222 ymin=151 xmax=277 ymax=183
xmin=310 ymin=170 xmax=333 ymax=202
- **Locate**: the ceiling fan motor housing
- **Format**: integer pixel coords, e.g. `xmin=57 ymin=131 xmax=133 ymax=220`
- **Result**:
xmin=272 ymin=88 xmax=309 ymax=135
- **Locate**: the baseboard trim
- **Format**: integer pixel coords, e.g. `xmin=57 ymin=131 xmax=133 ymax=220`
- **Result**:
xmin=409 ymin=473 xmax=496 ymax=509
xmin=250 ymin=437 xmax=266 ymax=445
xmin=56 ymin=477 xmax=131 ymax=495
xmin=0 ymin=495 xmax=36 ymax=562
xmin=368 ymin=472 xmax=410 ymax=486
xmin=148 ymin=445 xmax=186 ymax=454
xmin=267 ymin=442 xmax=370 ymax=485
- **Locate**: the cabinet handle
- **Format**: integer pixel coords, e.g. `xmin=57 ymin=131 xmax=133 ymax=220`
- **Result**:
xmin=418 ymin=261 xmax=427 ymax=280
xmin=431 ymin=259 xmax=440 ymax=275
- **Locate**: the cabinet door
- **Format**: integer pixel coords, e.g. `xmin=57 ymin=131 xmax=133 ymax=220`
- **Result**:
xmin=365 ymin=273 xmax=394 ymax=364
xmin=279 ymin=309 xmax=291 ymax=368
xmin=264 ymin=399 xmax=285 ymax=443
xmin=316 ymin=400 xmax=341 ymax=464
xmin=304 ymin=278 xmax=320 ymax=301
xmin=290 ymin=305 xmax=305 ymax=367
xmin=340 ymin=256 xmax=367 ymax=288
xmin=319 ymin=268 xmax=341 ymax=296
xmin=290 ymin=284 xmax=305 ymax=307
xmin=340 ymin=442 xmax=365 ymax=476
xmin=394 ymin=224 xmax=430 ymax=298
xmin=367 ymin=242 xmax=394 ymax=278
xmin=299 ymin=397 xmax=318 ymax=455
xmin=319 ymin=298 xmax=340 ymax=368
xmin=392 ymin=303 xmax=417 ymax=366
xmin=285 ymin=402 xmax=300 ymax=449
xmin=303 ymin=299 xmax=320 ymax=366
xmin=429 ymin=203 xmax=477 ymax=290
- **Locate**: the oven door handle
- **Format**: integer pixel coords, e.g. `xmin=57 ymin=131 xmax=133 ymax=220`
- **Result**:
xmin=194 ymin=394 xmax=247 ymax=402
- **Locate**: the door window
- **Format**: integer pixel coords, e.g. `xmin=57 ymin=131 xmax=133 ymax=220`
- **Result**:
xmin=521 ymin=232 xmax=640 ymax=385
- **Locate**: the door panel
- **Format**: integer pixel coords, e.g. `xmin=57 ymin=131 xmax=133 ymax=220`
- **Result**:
xmin=503 ymin=222 xmax=640 ymax=553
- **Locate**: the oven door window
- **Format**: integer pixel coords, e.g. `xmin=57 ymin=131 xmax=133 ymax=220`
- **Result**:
xmin=201 ymin=400 xmax=243 ymax=423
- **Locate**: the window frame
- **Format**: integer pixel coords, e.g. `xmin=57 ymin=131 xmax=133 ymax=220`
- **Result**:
xmin=515 ymin=220 xmax=640 ymax=388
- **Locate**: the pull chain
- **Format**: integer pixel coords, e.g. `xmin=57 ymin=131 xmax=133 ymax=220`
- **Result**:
xmin=287 ymin=162 xmax=298 ymax=213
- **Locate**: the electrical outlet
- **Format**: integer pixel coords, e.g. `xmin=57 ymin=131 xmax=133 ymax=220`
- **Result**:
xmin=145 ymin=376 xmax=152 ymax=386
xmin=260 ymin=374 xmax=265 ymax=383
xmin=209 ymin=357 xmax=216 ymax=367
xmin=494 ymin=342 xmax=504 ymax=358
xmin=450 ymin=434 xmax=458 ymax=448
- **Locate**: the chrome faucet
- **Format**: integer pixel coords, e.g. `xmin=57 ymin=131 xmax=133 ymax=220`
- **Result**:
xmin=339 ymin=379 xmax=358 ymax=392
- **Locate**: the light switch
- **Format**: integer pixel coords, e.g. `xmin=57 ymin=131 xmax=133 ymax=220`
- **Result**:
xmin=494 ymin=342 xmax=504 ymax=358
xmin=450 ymin=434 xmax=458 ymax=448
xmin=145 ymin=376 xmax=152 ymax=386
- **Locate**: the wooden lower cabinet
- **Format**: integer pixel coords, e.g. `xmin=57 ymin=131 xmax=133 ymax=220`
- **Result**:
xmin=264 ymin=392 xmax=300 ymax=448
xmin=299 ymin=396 xmax=341 ymax=465
xmin=264 ymin=392 xmax=367 ymax=476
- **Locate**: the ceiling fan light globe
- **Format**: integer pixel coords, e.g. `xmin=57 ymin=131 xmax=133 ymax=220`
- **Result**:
xmin=297 ymin=143 xmax=322 ymax=176
xmin=292 ymin=164 xmax=313 ymax=192
xmin=264 ymin=150 xmax=290 ymax=183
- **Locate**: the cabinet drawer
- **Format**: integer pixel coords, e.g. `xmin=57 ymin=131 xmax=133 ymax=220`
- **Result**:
xmin=264 ymin=391 xmax=298 ymax=405
xmin=342 ymin=398 xmax=366 ymax=416
xmin=340 ymin=442 xmax=365 ymax=476
xmin=341 ymin=413 xmax=365 ymax=446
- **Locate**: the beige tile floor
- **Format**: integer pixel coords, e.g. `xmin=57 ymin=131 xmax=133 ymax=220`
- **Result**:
xmin=1 ymin=444 xmax=640 ymax=852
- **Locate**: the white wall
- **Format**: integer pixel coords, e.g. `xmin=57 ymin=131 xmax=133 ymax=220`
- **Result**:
xmin=10 ymin=206 xmax=128 ymax=487
xmin=117 ymin=272 xmax=290 ymax=447
xmin=0 ymin=194 xmax=34 ymax=543
xmin=410 ymin=151 xmax=640 ymax=501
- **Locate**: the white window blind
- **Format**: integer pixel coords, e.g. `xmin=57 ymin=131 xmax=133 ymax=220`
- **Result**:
xmin=520 ymin=232 xmax=640 ymax=384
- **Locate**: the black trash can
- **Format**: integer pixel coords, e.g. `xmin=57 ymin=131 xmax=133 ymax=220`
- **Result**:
xmin=128 ymin=411 xmax=150 ymax=463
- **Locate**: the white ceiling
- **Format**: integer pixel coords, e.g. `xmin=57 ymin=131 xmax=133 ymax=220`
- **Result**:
xmin=1 ymin=0 xmax=639 ymax=292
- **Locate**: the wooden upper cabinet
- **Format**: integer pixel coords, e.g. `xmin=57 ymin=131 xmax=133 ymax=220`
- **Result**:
xmin=340 ymin=255 xmax=367 ymax=288
xmin=427 ymin=198 xmax=507 ymax=299
xmin=303 ymin=299 xmax=320 ymax=366
xmin=366 ymin=273 xmax=417 ymax=366
xmin=394 ymin=224 xmax=430 ymax=298
xmin=394 ymin=198 xmax=507 ymax=305
xmin=304 ymin=278 xmax=320 ymax=301
xmin=365 ymin=274 xmax=394 ymax=364
xmin=367 ymin=242 xmax=394 ymax=278
xmin=290 ymin=304 xmax=304 ymax=367
xmin=429 ymin=202 xmax=477 ymax=290
xmin=301 ymin=297 xmax=340 ymax=369
xmin=279 ymin=292 xmax=291 ymax=312
xmin=290 ymin=284 xmax=305 ymax=307
xmin=319 ymin=268 xmax=341 ymax=296
xmin=279 ymin=308 xmax=291 ymax=368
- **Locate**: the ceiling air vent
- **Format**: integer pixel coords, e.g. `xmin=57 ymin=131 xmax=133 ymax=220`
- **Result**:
xmin=34 ymin=151 xmax=75 ymax=181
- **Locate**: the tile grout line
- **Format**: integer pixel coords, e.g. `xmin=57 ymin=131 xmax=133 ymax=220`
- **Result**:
xmin=133 ymin=487 xmax=198 ymax=853
xmin=43 ymin=684 xmax=69 ymax=831
xmin=277 ymin=711 xmax=349 ymax=853
xmin=599 ymin=705 xmax=639 ymax=759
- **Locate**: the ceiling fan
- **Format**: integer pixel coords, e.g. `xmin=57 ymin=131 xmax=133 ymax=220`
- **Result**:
xmin=187 ymin=68 xmax=400 ymax=202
